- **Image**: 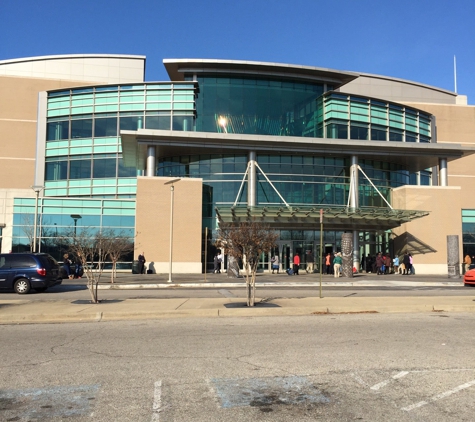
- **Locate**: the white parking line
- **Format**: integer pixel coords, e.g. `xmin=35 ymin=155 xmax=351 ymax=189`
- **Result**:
xmin=151 ymin=380 xmax=162 ymax=422
xmin=402 ymin=379 xmax=475 ymax=411
xmin=370 ymin=371 xmax=409 ymax=390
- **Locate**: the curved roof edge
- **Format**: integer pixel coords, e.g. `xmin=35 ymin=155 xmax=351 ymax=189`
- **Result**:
xmin=0 ymin=54 xmax=146 ymax=66
xmin=163 ymin=58 xmax=456 ymax=98
xmin=354 ymin=70 xmax=456 ymax=97
xmin=163 ymin=58 xmax=360 ymax=87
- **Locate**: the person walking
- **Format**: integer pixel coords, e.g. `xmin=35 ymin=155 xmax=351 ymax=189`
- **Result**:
xmin=293 ymin=253 xmax=300 ymax=275
xmin=138 ymin=252 xmax=146 ymax=274
xmin=306 ymin=251 xmax=314 ymax=274
xmin=333 ymin=252 xmax=342 ymax=278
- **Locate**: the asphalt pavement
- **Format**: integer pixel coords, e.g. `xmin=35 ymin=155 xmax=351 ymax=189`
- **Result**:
xmin=1 ymin=271 xmax=474 ymax=324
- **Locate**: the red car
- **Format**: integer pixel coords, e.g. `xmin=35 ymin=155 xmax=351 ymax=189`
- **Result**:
xmin=463 ymin=269 xmax=475 ymax=286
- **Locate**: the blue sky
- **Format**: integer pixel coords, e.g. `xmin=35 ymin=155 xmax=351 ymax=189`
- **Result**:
xmin=2 ymin=0 xmax=474 ymax=103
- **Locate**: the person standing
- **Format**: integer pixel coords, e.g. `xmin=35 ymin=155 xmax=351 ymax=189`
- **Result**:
xmin=213 ymin=252 xmax=219 ymax=274
xmin=306 ymin=251 xmax=314 ymax=274
xmin=217 ymin=250 xmax=223 ymax=273
xmin=402 ymin=252 xmax=410 ymax=275
xmin=325 ymin=253 xmax=331 ymax=274
xmin=393 ymin=256 xmax=399 ymax=274
xmin=63 ymin=253 xmax=72 ymax=279
xmin=271 ymin=254 xmax=280 ymax=274
xmin=464 ymin=254 xmax=472 ymax=274
xmin=376 ymin=252 xmax=384 ymax=275
xmin=293 ymin=253 xmax=300 ymax=275
xmin=366 ymin=254 xmax=373 ymax=273
xmin=408 ymin=253 xmax=414 ymax=275
xmin=384 ymin=254 xmax=391 ymax=274
xmin=138 ymin=252 xmax=146 ymax=274
xmin=333 ymin=252 xmax=342 ymax=278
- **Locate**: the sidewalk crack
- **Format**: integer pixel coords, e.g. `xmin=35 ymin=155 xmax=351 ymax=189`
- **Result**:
xmin=175 ymin=299 xmax=190 ymax=310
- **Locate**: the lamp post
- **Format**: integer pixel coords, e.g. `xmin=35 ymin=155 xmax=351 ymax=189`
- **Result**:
xmin=164 ymin=178 xmax=181 ymax=283
xmin=70 ymin=214 xmax=82 ymax=236
xmin=31 ymin=185 xmax=44 ymax=253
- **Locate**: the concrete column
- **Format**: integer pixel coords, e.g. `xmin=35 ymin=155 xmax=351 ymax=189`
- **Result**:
xmin=350 ymin=155 xmax=360 ymax=271
xmin=439 ymin=157 xmax=448 ymax=186
xmin=341 ymin=233 xmax=353 ymax=278
xmin=248 ymin=151 xmax=257 ymax=206
xmin=146 ymin=146 xmax=156 ymax=177
xmin=447 ymin=235 xmax=460 ymax=278
xmin=349 ymin=155 xmax=358 ymax=209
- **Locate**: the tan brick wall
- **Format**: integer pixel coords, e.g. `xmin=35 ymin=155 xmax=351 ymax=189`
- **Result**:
xmin=407 ymin=102 xmax=475 ymax=209
xmin=392 ymin=186 xmax=462 ymax=274
xmin=0 ymin=76 xmax=96 ymax=190
xmin=135 ymin=177 xmax=203 ymax=274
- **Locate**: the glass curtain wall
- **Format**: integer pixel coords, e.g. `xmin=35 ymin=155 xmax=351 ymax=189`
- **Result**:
xmin=194 ymin=76 xmax=326 ymax=137
xmin=45 ymin=83 xmax=196 ymax=198
xmin=12 ymin=198 xmax=135 ymax=265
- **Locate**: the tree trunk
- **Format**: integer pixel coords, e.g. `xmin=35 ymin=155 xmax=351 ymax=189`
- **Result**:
xmin=87 ymin=281 xmax=98 ymax=303
xmin=245 ymin=262 xmax=252 ymax=306
xmin=250 ymin=269 xmax=256 ymax=307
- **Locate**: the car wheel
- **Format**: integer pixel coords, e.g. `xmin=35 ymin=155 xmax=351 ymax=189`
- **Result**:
xmin=14 ymin=278 xmax=31 ymax=295
xmin=34 ymin=287 xmax=48 ymax=293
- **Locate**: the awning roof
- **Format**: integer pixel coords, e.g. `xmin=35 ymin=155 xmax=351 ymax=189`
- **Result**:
xmin=121 ymin=129 xmax=475 ymax=173
xmin=215 ymin=206 xmax=429 ymax=231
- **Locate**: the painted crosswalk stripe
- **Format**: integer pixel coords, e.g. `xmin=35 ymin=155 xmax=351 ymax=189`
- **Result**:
xmin=370 ymin=371 xmax=409 ymax=390
xmin=151 ymin=380 xmax=162 ymax=422
xmin=402 ymin=379 xmax=475 ymax=411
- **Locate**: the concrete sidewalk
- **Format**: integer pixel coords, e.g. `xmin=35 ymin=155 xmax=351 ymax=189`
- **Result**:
xmin=0 ymin=272 xmax=472 ymax=325
xmin=1 ymin=295 xmax=475 ymax=325
xmin=92 ymin=271 xmax=465 ymax=289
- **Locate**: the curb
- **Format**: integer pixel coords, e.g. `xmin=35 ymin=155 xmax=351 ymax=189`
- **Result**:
xmin=2 ymin=303 xmax=475 ymax=325
xmin=96 ymin=281 xmax=464 ymax=289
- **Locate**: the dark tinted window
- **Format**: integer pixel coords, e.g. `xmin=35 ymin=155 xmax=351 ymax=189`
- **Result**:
xmin=6 ymin=255 xmax=37 ymax=268
xmin=38 ymin=254 xmax=59 ymax=269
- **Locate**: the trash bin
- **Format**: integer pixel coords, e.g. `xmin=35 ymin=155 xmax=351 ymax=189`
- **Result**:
xmin=132 ymin=260 xmax=140 ymax=274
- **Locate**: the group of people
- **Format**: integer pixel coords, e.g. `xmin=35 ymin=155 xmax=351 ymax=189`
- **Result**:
xmin=62 ymin=253 xmax=83 ymax=279
xmin=360 ymin=252 xmax=414 ymax=275
xmin=323 ymin=252 xmax=344 ymax=277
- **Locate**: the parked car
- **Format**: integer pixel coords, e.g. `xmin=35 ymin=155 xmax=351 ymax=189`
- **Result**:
xmin=0 ymin=253 xmax=62 ymax=294
xmin=463 ymin=268 xmax=475 ymax=286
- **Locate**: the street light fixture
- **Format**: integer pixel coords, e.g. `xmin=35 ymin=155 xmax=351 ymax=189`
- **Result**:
xmin=31 ymin=185 xmax=44 ymax=253
xmin=164 ymin=178 xmax=181 ymax=283
xmin=70 ymin=214 xmax=82 ymax=235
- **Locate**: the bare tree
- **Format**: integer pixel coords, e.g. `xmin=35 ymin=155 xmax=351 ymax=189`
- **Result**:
xmin=216 ymin=220 xmax=278 ymax=306
xmin=20 ymin=214 xmax=34 ymax=251
xmin=58 ymin=228 xmax=113 ymax=303
xmin=101 ymin=229 xmax=134 ymax=283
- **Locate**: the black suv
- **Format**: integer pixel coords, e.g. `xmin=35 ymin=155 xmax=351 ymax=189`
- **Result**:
xmin=0 ymin=253 xmax=62 ymax=294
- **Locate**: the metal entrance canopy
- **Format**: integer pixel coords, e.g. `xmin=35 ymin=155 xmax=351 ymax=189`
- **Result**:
xmin=215 ymin=205 xmax=429 ymax=231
